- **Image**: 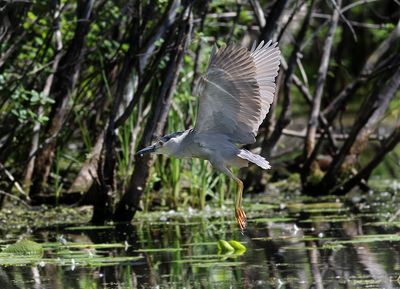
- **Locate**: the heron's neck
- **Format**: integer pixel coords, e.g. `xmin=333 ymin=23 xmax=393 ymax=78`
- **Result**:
xmin=169 ymin=128 xmax=193 ymax=158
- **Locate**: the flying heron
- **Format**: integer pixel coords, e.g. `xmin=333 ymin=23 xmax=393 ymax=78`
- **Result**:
xmin=137 ymin=40 xmax=281 ymax=231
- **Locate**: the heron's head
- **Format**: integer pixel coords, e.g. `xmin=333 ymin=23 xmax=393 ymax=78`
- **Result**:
xmin=136 ymin=131 xmax=186 ymax=157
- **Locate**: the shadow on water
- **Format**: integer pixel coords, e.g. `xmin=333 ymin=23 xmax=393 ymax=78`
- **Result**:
xmin=1 ymin=188 xmax=400 ymax=289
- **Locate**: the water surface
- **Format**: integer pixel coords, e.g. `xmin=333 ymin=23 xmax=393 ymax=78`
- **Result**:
xmin=1 ymin=187 xmax=400 ymax=289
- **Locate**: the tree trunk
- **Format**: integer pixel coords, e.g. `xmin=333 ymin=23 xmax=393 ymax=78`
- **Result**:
xmin=90 ymin=0 xmax=183 ymax=224
xmin=29 ymin=0 xmax=94 ymax=198
xmin=262 ymin=0 xmax=315 ymax=157
xmin=342 ymin=66 xmax=400 ymax=170
xmin=333 ymin=125 xmax=400 ymax=195
xmin=319 ymin=67 xmax=400 ymax=192
xmin=260 ymin=0 xmax=289 ymax=42
xmin=24 ymin=3 xmax=63 ymax=190
xmin=304 ymin=0 xmax=341 ymax=159
xmin=322 ymin=19 xmax=400 ymax=122
xmin=113 ymin=8 xmax=192 ymax=222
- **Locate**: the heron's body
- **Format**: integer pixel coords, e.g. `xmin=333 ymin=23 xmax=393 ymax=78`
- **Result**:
xmin=138 ymin=41 xmax=281 ymax=231
xmin=159 ymin=128 xmax=269 ymax=171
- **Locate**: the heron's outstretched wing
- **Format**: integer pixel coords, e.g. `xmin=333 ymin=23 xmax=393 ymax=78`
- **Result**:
xmin=193 ymin=41 xmax=280 ymax=144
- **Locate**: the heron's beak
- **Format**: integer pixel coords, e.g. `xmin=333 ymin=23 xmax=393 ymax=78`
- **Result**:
xmin=136 ymin=145 xmax=156 ymax=155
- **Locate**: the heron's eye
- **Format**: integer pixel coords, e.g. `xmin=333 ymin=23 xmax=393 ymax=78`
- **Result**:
xmin=158 ymin=141 xmax=164 ymax=146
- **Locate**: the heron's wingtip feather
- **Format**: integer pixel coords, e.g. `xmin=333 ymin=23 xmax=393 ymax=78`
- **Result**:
xmin=238 ymin=149 xmax=271 ymax=170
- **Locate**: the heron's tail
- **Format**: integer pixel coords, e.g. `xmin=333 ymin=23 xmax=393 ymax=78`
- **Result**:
xmin=237 ymin=149 xmax=271 ymax=170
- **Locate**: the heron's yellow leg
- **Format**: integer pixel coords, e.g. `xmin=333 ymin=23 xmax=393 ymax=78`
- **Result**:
xmin=234 ymin=178 xmax=246 ymax=232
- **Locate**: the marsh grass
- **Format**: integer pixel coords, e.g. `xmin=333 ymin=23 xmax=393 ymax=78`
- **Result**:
xmin=137 ymin=82 xmax=240 ymax=212
xmin=117 ymin=110 xmax=138 ymax=189
xmin=54 ymin=149 xmax=63 ymax=205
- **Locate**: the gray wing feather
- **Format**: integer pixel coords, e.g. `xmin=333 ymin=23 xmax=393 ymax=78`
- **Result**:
xmin=193 ymin=42 xmax=280 ymax=145
xmin=238 ymin=149 xmax=271 ymax=169
xmin=250 ymin=41 xmax=280 ymax=127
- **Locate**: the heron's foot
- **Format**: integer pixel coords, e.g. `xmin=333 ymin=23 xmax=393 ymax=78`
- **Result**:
xmin=235 ymin=206 xmax=247 ymax=232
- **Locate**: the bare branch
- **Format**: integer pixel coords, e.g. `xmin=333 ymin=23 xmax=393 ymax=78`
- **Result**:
xmin=323 ymin=19 xmax=400 ymax=121
xmin=114 ymin=7 xmax=193 ymax=223
xmin=24 ymin=3 xmax=64 ymax=189
xmin=249 ymin=0 xmax=266 ymax=28
xmin=304 ymin=0 xmax=341 ymax=157
xmin=282 ymin=129 xmax=388 ymax=141
xmin=0 ymin=190 xmax=31 ymax=208
xmin=333 ymin=125 xmax=400 ymax=195
xmin=30 ymin=0 xmax=94 ymax=197
xmin=0 ymin=163 xmax=29 ymax=201
xmin=260 ymin=0 xmax=290 ymax=41
xmin=321 ymin=67 xmax=400 ymax=190
xmin=263 ymin=0 xmax=315 ymax=157
xmin=342 ymin=65 xmax=400 ymax=169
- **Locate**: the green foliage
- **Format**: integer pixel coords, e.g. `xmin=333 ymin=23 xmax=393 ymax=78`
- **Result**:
xmin=306 ymin=164 xmax=325 ymax=186
xmin=11 ymin=88 xmax=54 ymax=124
xmin=217 ymin=239 xmax=246 ymax=254
xmin=217 ymin=239 xmax=234 ymax=252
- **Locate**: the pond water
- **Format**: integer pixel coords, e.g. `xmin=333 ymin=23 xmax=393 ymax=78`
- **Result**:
xmin=1 ymin=184 xmax=400 ymax=289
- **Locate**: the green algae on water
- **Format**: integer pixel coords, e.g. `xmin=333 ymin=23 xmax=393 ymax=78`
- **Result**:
xmin=3 ymin=240 xmax=44 ymax=257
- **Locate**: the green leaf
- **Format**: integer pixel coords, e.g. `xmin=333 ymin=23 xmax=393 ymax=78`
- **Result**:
xmin=228 ymin=240 xmax=246 ymax=252
xmin=27 ymin=11 xmax=36 ymax=21
xmin=217 ymin=240 xmax=234 ymax=253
